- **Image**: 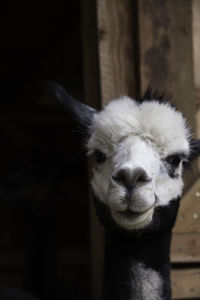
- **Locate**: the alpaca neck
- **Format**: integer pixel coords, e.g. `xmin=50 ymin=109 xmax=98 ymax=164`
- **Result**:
xmin=102 ymin=229 xmax=172 ymax=300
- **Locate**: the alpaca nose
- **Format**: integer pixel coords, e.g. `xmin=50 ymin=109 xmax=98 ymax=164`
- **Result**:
xmin=112 ymin=167 xmax=151 ymax=189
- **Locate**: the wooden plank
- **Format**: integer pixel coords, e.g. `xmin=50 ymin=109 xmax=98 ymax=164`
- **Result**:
xmin=81 ymin=2 xmax=104 ymax=300
xmin=82 ymin=2 xmax=138 ymax=300
xmin=138 ymin=0 xmax=198 ymax=190
xmin=138 ymin=0 xmax=195 ymax=126
xmin=192 ymin=0 xmax=200 ymax=173
xmin=173 ymin=178 xmax=200 ymax=233
xmin=193 ymin=0 xmax=200 ymax=109
xmin=81 ymin=0 xmax=101 ymax=109
xmin=171 ymin=233 xmax=200 ymax=263
xmin=97 ymin=0 xmax=138 ymax=105
xmin=171 ymin=268 xmax=200 ymax=299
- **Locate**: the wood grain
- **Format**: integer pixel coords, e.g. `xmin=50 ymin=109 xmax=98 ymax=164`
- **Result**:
xmin=171 ymin=233 xmax=200 ymax=263
xmin=193 ymin=0 xmax=200 ymax=107
xmin=192 ymin=0 xmax=200 ymax=173
xmin=173 ymin=178 xmax=200 ymax=233
xmin=138 ymin=0 xmax=198 ymax=191
xmin=138 ymin=0 xmax=195 ymax=126
xmin=172 ymin=268 xmax=200 ymax=299
xmin=97 ymin=0 xmax=137 ymax=105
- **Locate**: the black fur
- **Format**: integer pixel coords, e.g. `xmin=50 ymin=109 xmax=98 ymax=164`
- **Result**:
xmin=189 ymin=139 xmax=200 ymax=161
xmin=94 ymin=195 xmax=180 ymax=300
xmin=41 ymin=82 xmax=97 ymax=149
xmin=43 ymin=81 xmax=96 ymax=130
xmin=139 ymin=84 xmax=166 ymax=103
xmin=139 ymin=84 xmax=179 ymax=113
xmin=167 ymin=166 xmax=178 ymax=178
xmin=103 ymin=230 xmax=172 ymax=300
xmin=94 ymin=195 xmax=180 ymax=237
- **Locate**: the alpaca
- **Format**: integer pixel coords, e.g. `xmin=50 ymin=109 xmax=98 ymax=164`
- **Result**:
xmin=49 ymin=82 xmax=200 ymax=300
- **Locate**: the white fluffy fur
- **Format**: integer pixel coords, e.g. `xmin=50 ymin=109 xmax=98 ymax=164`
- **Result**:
xmin=130 ymin=263 xmax=163 ymax=300
xmin=88 ymin=97 xmax=190 ymax=230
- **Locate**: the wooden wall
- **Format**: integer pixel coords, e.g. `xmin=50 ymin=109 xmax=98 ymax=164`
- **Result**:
xmin=82 ymin=1 xmax=200 ymax=299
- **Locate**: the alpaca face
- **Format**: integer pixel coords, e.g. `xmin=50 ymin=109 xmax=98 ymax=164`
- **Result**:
xmin=88 ymin=97 xmax=191 ymax=230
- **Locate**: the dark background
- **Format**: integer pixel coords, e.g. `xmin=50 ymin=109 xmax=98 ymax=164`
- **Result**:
xmin=0 ymin=1 xmax=90 ymax=299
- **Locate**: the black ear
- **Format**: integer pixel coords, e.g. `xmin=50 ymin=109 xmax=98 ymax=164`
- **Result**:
xmin=43 ymin=81 xmax=96 ymax=128
xmin=41 ymin=82 xmax=97 ymax=152
xmin=189 ymin=139 xmax=200 ymax=161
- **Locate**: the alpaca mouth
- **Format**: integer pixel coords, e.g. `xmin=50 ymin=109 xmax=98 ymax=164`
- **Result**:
xmin=118 ymin=206 xmax=153 ymax=219
xmin=111 ymin=205 xmax=155 ymax=230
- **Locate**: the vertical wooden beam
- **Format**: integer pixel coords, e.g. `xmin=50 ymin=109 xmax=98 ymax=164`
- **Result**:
xmin=97 ymin=0 xmax=138 ymax=105
xmin=82 ymin=1 xmax=138 ymax=300
xmin=138 ymin=0 xmax=195 ymax=126
xmin=192 ymin=0 xmax=200 ymax=171
xmin=81 ymin=0 xmax=101 ymax=109
xmin=81 ymin=2 xmax=104 ymax=300
xmin=192 ymin=0 xmax=200 ymax=110
xmin=137 ymin=2 xmax=199 ymax=299
xmin=138 ymin=0 xmax=198 ymax=190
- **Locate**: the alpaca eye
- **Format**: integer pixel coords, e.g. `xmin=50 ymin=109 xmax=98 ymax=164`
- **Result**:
xmin=166 ymin=155 xmax=182 ymax=166
xmin=94 ymin=150 xmax=107 ymax=164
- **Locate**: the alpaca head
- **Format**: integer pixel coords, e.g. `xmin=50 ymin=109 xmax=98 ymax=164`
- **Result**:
xmin=52 ymin=83 xmax=200 ymax=232
xmin=87 ymin=94 xmax=198 ymax=232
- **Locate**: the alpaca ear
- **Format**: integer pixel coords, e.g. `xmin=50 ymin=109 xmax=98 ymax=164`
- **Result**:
xmin=189 ymin=139 xmax=200 ymax=161
xmin=43 ymin=82 xmax=96 ymax=128
xmin=42 ymin=82 xmax=97 ymax=151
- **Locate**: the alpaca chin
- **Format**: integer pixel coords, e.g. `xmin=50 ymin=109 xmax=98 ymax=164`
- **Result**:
xmin=111 ymin=206 xmax=154 ymax=230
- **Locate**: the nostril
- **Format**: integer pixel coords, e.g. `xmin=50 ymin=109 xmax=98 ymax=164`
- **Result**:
xmin=112 ymin=169 xmax=132 ymax=188
xmin=136 ymin=170 xmax=151 ymax=183
xmin=132 ymin=169 xmax=152 ymax=186
xmin=112 ymin=167 xmax=151 ymax=189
